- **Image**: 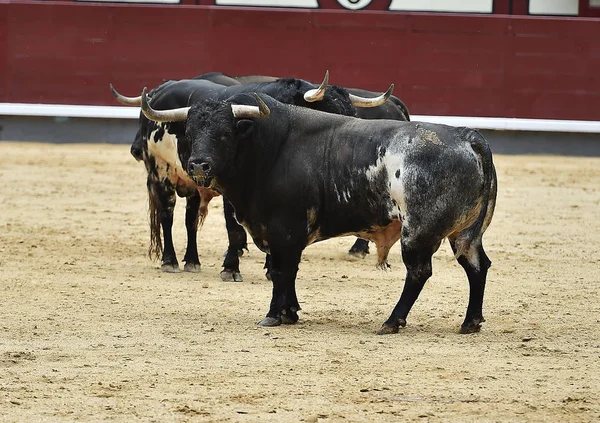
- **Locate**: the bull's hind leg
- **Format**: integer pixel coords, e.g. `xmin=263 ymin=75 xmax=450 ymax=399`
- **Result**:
xmin=182 ymin=192 xmax=201 ymax=273
xmin=221 ymin=198 xmax=247 ymax=282
xmin=450 ymin=240 xmax=491 ymax=334
xmin=377 ymin=240 xmax=436 ymax=335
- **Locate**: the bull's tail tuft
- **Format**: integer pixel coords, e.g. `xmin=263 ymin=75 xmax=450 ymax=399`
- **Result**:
xmin=148 ymin=185 xmax=163 ymax=261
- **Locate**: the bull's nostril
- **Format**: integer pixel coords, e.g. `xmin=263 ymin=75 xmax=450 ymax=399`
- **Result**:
xmin=200 ymin=162 xmax=211 ymax=173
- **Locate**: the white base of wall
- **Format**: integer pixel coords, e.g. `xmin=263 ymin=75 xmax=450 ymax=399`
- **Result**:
xmin=1 ymin=102 xmax=599 ymax=133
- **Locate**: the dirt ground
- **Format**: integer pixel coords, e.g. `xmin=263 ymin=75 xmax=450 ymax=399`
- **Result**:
xmin=1 ymin=141 xmax=599 ymax=422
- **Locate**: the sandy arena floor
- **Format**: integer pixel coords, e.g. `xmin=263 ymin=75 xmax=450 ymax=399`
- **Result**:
xmin=0 ymin=142 xmax=599 ymax=422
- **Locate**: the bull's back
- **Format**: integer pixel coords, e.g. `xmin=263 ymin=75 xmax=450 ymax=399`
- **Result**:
xmin=194 ymin=72 xmax=241 ymax=86
xmin=151 ymin=80 xmax=224 ymax=108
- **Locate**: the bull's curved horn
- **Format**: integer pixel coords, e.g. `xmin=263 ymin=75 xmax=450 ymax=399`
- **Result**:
xmin=140 ymin=87 xmax=190 ymax=122
xmin=254 ymin=93 xmax=270 ymax=116
xmin=110 ymin=84 xmax=143 ymax=106
xmin=349 ymin=83 xmax=395 ymax=108
xmin=303 ymin=70 xmax=330 ymax=102
xmin=231 ymin=93 xmax=270 ymax=119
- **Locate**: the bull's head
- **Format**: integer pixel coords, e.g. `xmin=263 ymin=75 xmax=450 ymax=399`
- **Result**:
xmin=140 ymin=89 xmax=270 ymax=189
xmin=188 ymin=95 xmax=270 ymax=188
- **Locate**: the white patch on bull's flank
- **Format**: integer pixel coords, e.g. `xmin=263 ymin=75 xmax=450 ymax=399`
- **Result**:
xmin=364 ymin=149 xmax=407 ymax=222
xmin=147 ymin=125 xmax=195 ymax=187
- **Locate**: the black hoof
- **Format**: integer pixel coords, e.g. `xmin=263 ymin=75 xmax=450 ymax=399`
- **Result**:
xmin=183 ymin=262 xmax=201 ymax=273
xmin=377 ymin=318 xmax=406 ymax=335
xmin=348 ymin=250 xmax=369 ymax=259
xmin=460 ymin=317 xmax=485 ymax=334
xmin=161 ymin=263 xmax=180 ymax=273
xmin=221 ymin=269 xmax=243 ymax=282
xmin=257 ymin=316 xmax=281 ymax=327
xmin=377 ymin=325 xmax=398 ymax=335
xmin=280 ymin=308 xmax=299 ymax=325
xmin=348 ymin=239 xmax=369 ymax=258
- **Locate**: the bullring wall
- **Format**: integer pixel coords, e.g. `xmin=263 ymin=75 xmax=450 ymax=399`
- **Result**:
xmin=1 ymin=1 xmax=599 ymax=121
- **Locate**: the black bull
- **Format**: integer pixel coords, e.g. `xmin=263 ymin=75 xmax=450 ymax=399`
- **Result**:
xmin=112 ymin=75 xmax=395 ymax=280
xmin=194 ymin=74 xmax=411 ymax=257
xmin=144 ymin=92 xmax=497 ymax=334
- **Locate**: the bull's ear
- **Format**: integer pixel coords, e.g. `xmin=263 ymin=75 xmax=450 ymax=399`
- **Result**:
xmin=236 ymin=119 xmax=255 ymax=139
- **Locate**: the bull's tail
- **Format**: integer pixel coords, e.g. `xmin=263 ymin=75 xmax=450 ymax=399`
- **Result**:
xmin=453 ymin=128 xmax=497 ymax=259
xmin=147 ymin=182 xmax=163 ymax=261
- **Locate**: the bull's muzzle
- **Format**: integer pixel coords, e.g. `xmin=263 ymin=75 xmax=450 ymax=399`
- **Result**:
xmin=188 ymin=159 xmax=212 ymax=178
xmin=188 ymin=159 xmax=215 ymax=188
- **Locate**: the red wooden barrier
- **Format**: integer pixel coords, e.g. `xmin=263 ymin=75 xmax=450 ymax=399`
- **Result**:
xmin=2 ymin=1 xmax=599 ymax=120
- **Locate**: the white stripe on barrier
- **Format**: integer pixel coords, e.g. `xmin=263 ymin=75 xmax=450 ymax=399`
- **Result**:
xmin=0 ymin=103 xmax=140 ymax=119
xmin=1 ymin=102 xmax=599 ymax=133
xmin=411 ymin=115 xmax=600 ymax=133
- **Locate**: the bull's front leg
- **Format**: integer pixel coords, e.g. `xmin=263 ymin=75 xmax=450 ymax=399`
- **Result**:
xmin=257 ymin=246 xmax=303 ymax=327
xmin=182 ymin=192 xmax=201 ymax=273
